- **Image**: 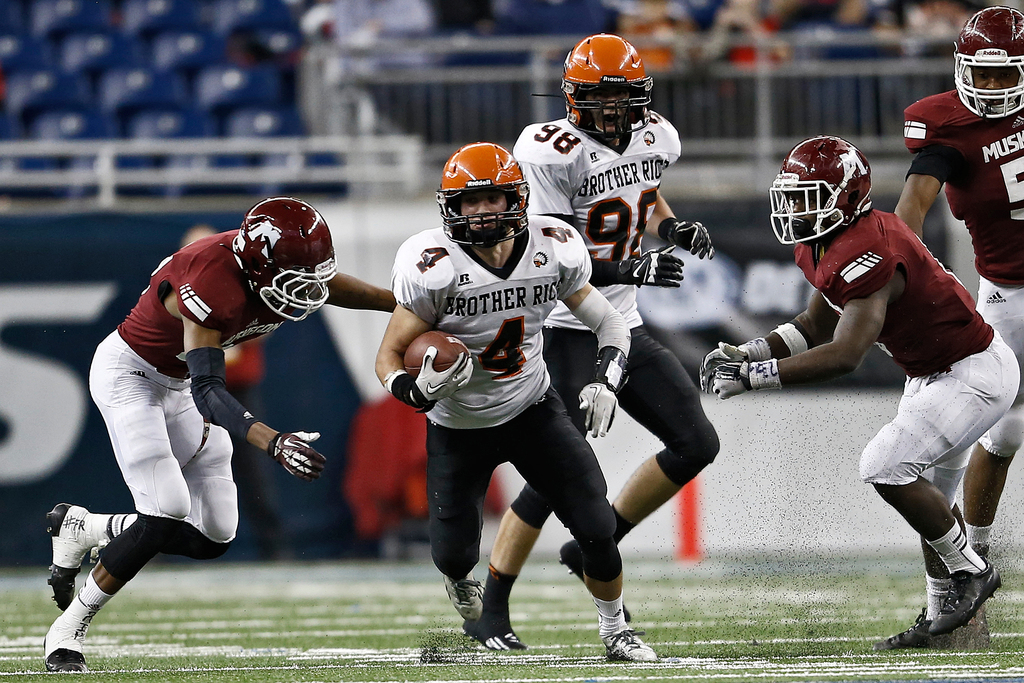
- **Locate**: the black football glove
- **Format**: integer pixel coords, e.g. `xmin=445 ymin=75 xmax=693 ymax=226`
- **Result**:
xmin=618 ymin=245 xmax=684 ymax=287
xmin=659 ymin=218 xmax=715 ymax=259
xmin=267 ymin=431 xmax=326 ymax=481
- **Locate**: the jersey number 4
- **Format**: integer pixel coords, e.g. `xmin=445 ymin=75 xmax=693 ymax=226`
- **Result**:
xmin=480 ymin=317 xmax=525 ymax=379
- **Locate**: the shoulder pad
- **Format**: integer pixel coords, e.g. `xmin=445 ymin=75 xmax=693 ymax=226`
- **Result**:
xmin=395 ymin=229 xmax=457 ymax=289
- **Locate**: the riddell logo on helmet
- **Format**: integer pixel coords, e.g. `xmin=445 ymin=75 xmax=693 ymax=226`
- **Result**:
xmin=600 ymin=75 xmax=627 ymax=83
xmin=465 ymin=179 xmax=493 ymax=187
xmin=975 ymin=48 xmax=1009 ymax=60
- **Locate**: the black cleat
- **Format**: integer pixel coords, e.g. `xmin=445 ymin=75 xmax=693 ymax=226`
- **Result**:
xmin=558 ymin=540 xmax=631 ymax=622
xmin=929 ymin=562 xmax=1001 ymax=636
xmin=47 ymin=566 xmax=81 ymax=612
xmin=44 ymin=648 xmax=88 ymax=673
xmin=873 ymin=608 xmax=932 ymax=650
xmin=463 ymin=613 xmax=528 ymax=650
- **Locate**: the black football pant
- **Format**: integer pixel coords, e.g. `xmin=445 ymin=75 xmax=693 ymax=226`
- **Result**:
xmin=511 ymin=325 xmax=720 ymax=529
xmin=426 ymin=389 xmax=620 ymax=582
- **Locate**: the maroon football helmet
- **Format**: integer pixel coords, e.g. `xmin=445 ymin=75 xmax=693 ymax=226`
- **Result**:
xmin=231 ymin=197 xmax=336 ymax=320
xmin=769 ymin=136 xmax=872 ymax=245
xmin=955 ymin=6 xmax=1024 ymax=118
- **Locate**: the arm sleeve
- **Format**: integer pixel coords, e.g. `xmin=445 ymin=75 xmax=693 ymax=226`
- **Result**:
xmin=186 ymin=346 xmax=258 ymax=442
xmin=906 ymin=145 xmax=966 ymax=185
xmin=570 ymin=288 xmax=630 ymax=354
xmin=589 ymin=254 xmax=626 ymax=286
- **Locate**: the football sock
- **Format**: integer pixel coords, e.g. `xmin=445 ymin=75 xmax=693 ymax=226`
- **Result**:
xmin=612 ymin=509 xmax=636 ymax=544
xmin=86 ymin=513 xmax=136 ymax=544
xmin=53 ymin=574 xmax=112 ymax=646
xmin=926 ymin=575 xmax=951 ymax=620
xmin=593 ymin=595 xmax=627 ymax=639
xmin=927 ymin=523 xmax=987 ymax=574
xmin=482 ymin=564 xmax=517 ymax=614
xmin=108 ymin=514 xmax=138 ymax=539
xmin=78 ymin=574 xmax=114 ymax=610
xmin=966 ymin=523 xmax=991 ymax=551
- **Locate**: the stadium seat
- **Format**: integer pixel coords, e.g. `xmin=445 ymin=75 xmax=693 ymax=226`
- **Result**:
xmin=0 ymin=1 xmax=23 ymax=34
xmin=195 ymin=64 xmax=281 ymax=116
xmin=251 ymin=28 xmax=301 ymax=60
xmin=5 ymin=69 xmax=90 ymax=127
xmin=98 ymin=67 xmax=187 ymax=121
xmin=121 ymin=0 xmax=200 ymax=38
xmin=127 ymin=108 xmax=214 ymax=139
xmin=151 ymin=30 xmax=225 ymax=73
xmin=30 ymin=109 xmax=116 ymax=140
xmin=0 ymin=34 xmax=54 ymax=71
xmin=61 ymin=32 xmax=142 ymax=76
xmin=211 ymin=0 xmax=294 ymax=35
xmin=224 ymin=106 xmax=301 ymax=137
xmin=31 ymin=0 xmax=111 ymax=41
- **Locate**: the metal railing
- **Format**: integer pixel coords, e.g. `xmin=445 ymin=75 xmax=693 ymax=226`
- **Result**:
xmin=302 ymin=31 xmax=957 ymax=176
xmin=0 ymin=135 xmax=423 ymax=206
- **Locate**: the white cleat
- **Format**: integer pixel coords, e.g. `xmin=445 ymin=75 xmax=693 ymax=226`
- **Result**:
xmin=47 ymin=504 xmax=108 ymax=611
xmin=443 ymin=574 xmax=483 ymax=621
xmin=603 ymin=628 xmax=658 ymax=662
xmin=43 ymin=609 xmax=95 ymax=672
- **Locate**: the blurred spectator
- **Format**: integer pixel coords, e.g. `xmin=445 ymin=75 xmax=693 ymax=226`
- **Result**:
xmin=494 ymin=0 xmax=616 ymax=35
xmin=180 ymin=224 xmax=289 ymax=561
xmin=434 ymin=0 xmax=495 ymax=34
xmin=614 ymin=0 xmax=693 ymax=69
xmin=703 ymin=0 xmax=789 ymax=65
xmin=896 ymin=0 xmax=978 ymax=56
xmin=332 ymin=0 xmax=436 ymax=72
xmin=769 ymin=0 xmax=884 ymax=58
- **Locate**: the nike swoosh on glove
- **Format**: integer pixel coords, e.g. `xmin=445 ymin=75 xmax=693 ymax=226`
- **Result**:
xmin=268 ymin=431 xmax=326 ymax=481
xmin=622 ymin=245 xmax=684 ymax=287
xmin=415 ymin=346 xmax=473 ymax=401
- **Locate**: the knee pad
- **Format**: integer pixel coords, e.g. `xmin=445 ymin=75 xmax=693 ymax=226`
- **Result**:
xmin=161 ymin=523 xmax=232 ymax=560
xmin=578 ymin=537 xmax=622 ymax=583
xmin=980 ymin=404 xmax=1024 ymax=457
xmin=429 ymin=514 xmax=480 ymax=581
xmin=100 ymin=514 xmax=184 ymax=582
xmin=656 ymin=445 xmax=715 ymax=487
xmin=509 ymin=485 xmax=553 ymax=529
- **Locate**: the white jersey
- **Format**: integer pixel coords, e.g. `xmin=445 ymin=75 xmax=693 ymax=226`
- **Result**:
xmin=392 ymin=216 xmax=592 ymax=429
xmin=513 ymin=113 xmax=681 ymax=330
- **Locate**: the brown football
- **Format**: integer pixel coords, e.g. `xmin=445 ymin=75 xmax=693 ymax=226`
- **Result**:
xmin=404 ymin=330 xmax=470 ymax=377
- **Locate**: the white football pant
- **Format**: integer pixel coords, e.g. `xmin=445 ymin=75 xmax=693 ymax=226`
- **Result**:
xmin=976 ymin=277 xmax=1024 ymax=457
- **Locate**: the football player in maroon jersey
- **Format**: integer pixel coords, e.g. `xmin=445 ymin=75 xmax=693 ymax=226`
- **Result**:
xmin=701 ymin=136 xmax=1018 ymax=646
xmin=889 ymin=5 xmax=1024 ymax=649
xmin=42 ymin=197 xmax=396 ymax=672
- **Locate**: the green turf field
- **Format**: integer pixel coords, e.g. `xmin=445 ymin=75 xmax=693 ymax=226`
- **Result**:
xmin=2 ymin=556 xmax=1023 ymax=681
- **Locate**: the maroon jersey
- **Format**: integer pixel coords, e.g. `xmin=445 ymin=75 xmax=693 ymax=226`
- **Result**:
xmin=117 ymin=230 xmax=284 ymax=378
xmin=795 ymin=210 xmax=993 ymax=377
xmin=904 ymin=90 xmax=1024 ymax=284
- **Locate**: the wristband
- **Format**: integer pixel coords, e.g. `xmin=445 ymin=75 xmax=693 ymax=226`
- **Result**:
xmin=594 ymin=346 xmax=628 ymax=393
xmin=658 ymin=217 xmax=679 ymax=242
xmin=385 ymin=369 xmax=432 ymax=409
xmin=739 ymin=337 xmax=772 ymax=361
xmin=771 ymin=322 xmax=810 ymax=356
xmin=747 ymin=359 xmax=782 ymax=390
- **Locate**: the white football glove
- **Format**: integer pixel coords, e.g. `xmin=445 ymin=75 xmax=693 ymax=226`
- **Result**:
xmin=579 ymin=382 xmax=618 ymax=438
xmin=415 ymin=346 xmax=473 ymax=401
xmin=711 ymin=361 xmax=750 ymax=399
xmin=268 ymin=430 xmax=326 ymax=481
xmin=699 ymin=342 xmax=747 ymax=393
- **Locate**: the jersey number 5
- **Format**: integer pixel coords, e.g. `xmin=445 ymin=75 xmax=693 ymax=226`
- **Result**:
xmin=1000 ymin=157 xmax=1024 ymax=220
xmin=480 ymin=317 xmax=525 ymax=379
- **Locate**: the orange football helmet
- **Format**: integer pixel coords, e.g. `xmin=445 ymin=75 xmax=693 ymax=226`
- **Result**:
xmin=562 ymin=33 xmax=653 ymax=140
xmin=436 ymin=142 xmax=530 ymax=247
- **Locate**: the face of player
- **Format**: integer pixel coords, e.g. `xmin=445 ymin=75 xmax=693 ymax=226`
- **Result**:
xmin=972 ymin=66 xmax=1021 ymax=91
xmin=583 ymin=86 xmax=630 ymax=136
xmin=460 ymin=189 xmax=508 ymax=233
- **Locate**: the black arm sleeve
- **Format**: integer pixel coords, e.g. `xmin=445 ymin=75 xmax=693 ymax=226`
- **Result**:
xmin=589 ymin=255 xmax=628 ymax=286
xmin=185 ymin=346 xmax=258 ymax=442
xmin=907 ymin=145 xmax=966 ymax=185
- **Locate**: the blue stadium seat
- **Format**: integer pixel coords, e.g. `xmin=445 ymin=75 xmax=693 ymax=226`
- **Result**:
xmin=61 ymin=32 xmax=142 ymax=75
xmin=195 ymin=64 xmax=281 ymax=116
xmin=98 ymin=67 xmax=188 ymax=119
xmin=211 ymin=0 xmax=294 ymax=35
xmin=122 ymin=0 xmax=200 ymax=38
xmin=0 ymin=0 xmax=23 ymax=33
xmin=225 ymin=106 xmax=301 ymax=137
xmin=0 ymin=34 xmax=54 ymax=71
xmin=5 ymin=69 xmax=90 ymax=126
xmin=30 ymin=109 xmax=116 ymax=140
xmin=151 ymin=30 xmax=225 ymax=73
xmin=31 ymin=0 xmax=111 ymax=40
xmin=251 ymin=28 xmax=301 ymax=59
xmin=127 ymin=108 xmax=214 ymax=139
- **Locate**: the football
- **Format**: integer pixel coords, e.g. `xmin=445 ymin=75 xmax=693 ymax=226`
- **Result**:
xmin=404 ymin=330 xmax=470 ymax=377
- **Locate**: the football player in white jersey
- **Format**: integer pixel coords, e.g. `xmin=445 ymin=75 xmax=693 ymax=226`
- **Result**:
xmin=375 ymin=142 xmax=657 ymax=661
xmin=464 ymin=34 xmax=721 ymax=649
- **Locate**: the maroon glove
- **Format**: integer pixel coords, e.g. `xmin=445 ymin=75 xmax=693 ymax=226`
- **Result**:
xmin=267 ymin=431 xmax=326 ymax=481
